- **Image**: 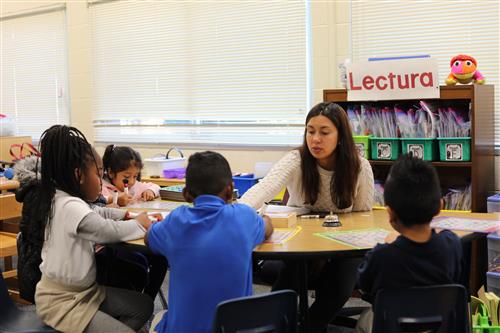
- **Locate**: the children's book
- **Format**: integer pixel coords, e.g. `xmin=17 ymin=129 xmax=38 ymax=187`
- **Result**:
xmin=315 ymin=228 xmax=390 ymax=249
xmin=431 ymin=216 xmax=500 ymax=233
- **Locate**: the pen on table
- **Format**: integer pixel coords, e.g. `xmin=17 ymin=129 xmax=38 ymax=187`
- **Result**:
xmin=123 ymin=179 xmax=129 ymax=195
xmin=112 ymin=190 xmax=118 ymax=205
xmin=301 ymin=214 xmax=320 ymax=219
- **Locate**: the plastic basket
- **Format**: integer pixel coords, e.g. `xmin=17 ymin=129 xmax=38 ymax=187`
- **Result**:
xmin=401 ymin=138 xmax=438 ymax=161
xmin=232 ymin=174 xmax=260 ymax=197
xmin=487 ymin=194 xmax=500 ymax=213
xmin=370 ymin=138 xmax=400 ymax=160
xmin=353 ymin=135 xmax=371 ymax=159
xmin=437 ymin=137 xmax=471 ymax=162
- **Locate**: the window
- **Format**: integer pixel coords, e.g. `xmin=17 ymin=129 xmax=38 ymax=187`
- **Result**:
xmin=1 ymin=7 xmax=69 ymax=140
xmin=350 ymin=1 xmax=500 ymax=147
xmin=89 ymin=1 xmax=310 ymax=147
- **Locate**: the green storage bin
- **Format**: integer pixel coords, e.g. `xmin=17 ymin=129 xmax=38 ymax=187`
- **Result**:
xmin=353 ymin=135 xmax=371 ymax=159
xmin=401 ymin=138 xmax=438 ymax=161
xmin=437 ymin=137 xmax=471 ymax=162
xmin=370 ymin=137 xmax=400 ymax=160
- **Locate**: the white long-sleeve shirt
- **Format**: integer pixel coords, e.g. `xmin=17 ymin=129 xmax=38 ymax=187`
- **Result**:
xmin=239 ymin=150 xmax=374 ymax=213
xmin=40 ymin=190 xmax=145 ymax=287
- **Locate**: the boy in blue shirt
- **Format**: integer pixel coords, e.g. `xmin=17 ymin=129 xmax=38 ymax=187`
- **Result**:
xmin=146 ymin=151 xmax=273 ymax=333
xmin=354 ymin=154 xmax=463 ymax=333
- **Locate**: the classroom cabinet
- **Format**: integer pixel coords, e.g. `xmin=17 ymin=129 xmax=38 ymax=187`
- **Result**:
xmin=323 ymin=85 xmax=495 ymax=212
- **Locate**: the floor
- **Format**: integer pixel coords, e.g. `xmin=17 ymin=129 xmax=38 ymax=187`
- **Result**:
xmin=4 ymin=258 xmax=365 ymax=332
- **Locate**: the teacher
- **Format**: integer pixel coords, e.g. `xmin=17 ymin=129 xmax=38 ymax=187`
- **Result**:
xmin=240 ymin=101 xmax=374 ymax=333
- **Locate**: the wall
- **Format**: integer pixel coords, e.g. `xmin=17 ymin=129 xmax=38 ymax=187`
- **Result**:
xmin=2 ymin=1 xmax=499 ymax=189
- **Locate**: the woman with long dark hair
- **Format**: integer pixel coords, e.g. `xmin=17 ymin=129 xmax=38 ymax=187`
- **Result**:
xmin=241 ymin=102 xmax=374 ymax=332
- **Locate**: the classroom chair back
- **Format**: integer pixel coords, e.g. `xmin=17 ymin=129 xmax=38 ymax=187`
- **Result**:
xmin=0 ymin=268 xmax=58 ymax=333
xmin=212 ymin=289 xmax=297 ymax=333
xmin=372 ymin=284 xmax=469 ymax=333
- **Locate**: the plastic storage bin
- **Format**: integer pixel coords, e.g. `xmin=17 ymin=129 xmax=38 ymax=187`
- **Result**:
xmin=401 ymin=138 xmax=438 ymax=161
xmin=232 ymin=174 xmax=260 ymax=197
xmin=353 ymin=136 xmax=371 ymax=159
xmin=488 ymin=194 xmax=500 ymax=213
xmin=487 ymin=271 xmax=500 ymax=296
xmin=370 ymin=138 xmax=400 ymax=160
xmin=144 ymin=157 xmax=186 ymax=177
xmin=488 ymin=232 xmax=500 ymax=271
xmin=163 ymin=168 xmax=186 ymax=179
xmin=437 ymin=137 xmax=471 ymax=162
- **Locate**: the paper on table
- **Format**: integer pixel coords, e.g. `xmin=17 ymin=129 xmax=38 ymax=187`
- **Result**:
xmin=265 ymin=205 xmax=310 ymax=216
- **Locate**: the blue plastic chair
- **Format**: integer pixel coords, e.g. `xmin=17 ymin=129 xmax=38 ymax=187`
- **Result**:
xmin=372 ymin=284 xmax=469 ymax=333
xmin=213 ymin=290 xmax=297 ymax=333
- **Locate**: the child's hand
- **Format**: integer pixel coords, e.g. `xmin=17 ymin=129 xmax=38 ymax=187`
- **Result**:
xmin=134 ymin=212 xmax=153 ymax=230
xmin=141 ymin=190 xmax=156 ymax=201
xmin=149 ymin=213 xmax=164 ymax=222
xmin=117 ymin=193 xmax=133 ymax=206
xmin=385 ymin=231 xmax=399 ymax=244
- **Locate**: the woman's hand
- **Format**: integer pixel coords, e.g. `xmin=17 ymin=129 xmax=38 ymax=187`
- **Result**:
xmin=141 ymin=190 xmax=156 ymax=201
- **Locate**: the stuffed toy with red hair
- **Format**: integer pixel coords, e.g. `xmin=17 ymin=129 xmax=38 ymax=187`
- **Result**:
xmin=445 ymin=55 xmax=485 ymax=85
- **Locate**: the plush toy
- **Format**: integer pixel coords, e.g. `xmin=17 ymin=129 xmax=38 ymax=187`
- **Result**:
xmin=445 ymin=54 xmax=485 ymax=85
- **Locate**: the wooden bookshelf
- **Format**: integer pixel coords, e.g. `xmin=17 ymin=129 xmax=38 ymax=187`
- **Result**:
xmin=323 ymin=85 xmax=495 ymax=212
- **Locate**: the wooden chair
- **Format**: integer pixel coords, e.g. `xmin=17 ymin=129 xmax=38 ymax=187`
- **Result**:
xmin=0 ymin=231 xmax=17 ymax=279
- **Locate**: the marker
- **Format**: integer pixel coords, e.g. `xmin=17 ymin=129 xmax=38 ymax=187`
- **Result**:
xmin=112 ymin=190 xmax=118 ymax=205
xmin=301 ymin=214 xmax=320 ymax=219
xmin=123 ymin=179 xmax=129 ymax=195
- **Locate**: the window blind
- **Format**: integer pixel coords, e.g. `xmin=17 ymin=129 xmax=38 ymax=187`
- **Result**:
xmin=1 ymin=8 xmax=69 ymax=140
xmin=89 ymin=1 xmax=309 ymax=147
xmin=351 ymin=0 xmax=500 ymax=146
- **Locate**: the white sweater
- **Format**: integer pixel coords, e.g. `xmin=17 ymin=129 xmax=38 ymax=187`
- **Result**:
xmin=239 ymin=150 xmax=374 ymax=213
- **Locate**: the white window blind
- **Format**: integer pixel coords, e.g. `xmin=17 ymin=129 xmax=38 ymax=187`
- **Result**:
xmin=351 ymin=1 xmax=500 ymax=146
xmin=90 ymin=1 xmax=309 ymax=147
xmin=1 ymin=7 xmax=69 ymax=140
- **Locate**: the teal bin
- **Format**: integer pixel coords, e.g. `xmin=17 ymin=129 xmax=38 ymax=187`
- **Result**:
xmin=401 ymin=138 xmax=438 ymax=161
xmin=437 ymin=137 xmax=471 ymax=162
xmin=370 ymin=138 xmax=400 ymax=160
xmin=353 ymin=135 xmax=371 ymax=159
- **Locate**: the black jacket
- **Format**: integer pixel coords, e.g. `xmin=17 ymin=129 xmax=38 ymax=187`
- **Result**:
xmin=14 ymin=156 xmax=46 ymax=303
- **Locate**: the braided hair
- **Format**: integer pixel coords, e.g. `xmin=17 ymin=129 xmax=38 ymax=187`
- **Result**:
xmin=38 ymin=125 xmax=95 ymax=233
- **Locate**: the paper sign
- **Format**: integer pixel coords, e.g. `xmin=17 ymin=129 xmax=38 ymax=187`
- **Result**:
xmin=347 ymin=58 xmax=439 ymax=101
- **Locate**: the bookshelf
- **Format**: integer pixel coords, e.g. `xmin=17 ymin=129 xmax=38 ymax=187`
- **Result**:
xmin=323 ymin=85 xmax=495 ymax=212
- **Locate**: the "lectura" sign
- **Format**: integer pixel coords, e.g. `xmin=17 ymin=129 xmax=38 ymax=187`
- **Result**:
xmin=346 ymin=58 xmax=439 ymax=101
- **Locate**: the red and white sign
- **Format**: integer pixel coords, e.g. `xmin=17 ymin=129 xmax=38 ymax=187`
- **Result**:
xmin=346 ymin=58 xmax=439 ymax=101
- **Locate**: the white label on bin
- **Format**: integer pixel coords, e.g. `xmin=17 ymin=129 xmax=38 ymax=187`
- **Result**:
xmin=407 ymin=144 xmax=424 ymax=159
xmin=355 ymin=143 xmax=365 ymax=158
xmin=445 ymin=143 xmax=463 ymax=161
xmin=377 ymin=142 xmax=392 ymax=159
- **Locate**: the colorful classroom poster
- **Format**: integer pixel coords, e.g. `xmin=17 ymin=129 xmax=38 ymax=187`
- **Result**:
xmin=431 ymin=216 xmax=500 ymax=233
xmin=315 ymin=228 xmax=390 ymax=249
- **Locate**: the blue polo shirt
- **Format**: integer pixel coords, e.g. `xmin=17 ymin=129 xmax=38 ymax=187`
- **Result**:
xmin=147 ymin=195 xmax=266 ymax=333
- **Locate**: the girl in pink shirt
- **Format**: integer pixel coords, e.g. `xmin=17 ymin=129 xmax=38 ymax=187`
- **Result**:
xmin=101 ymin=145 xmax=160 ymax=206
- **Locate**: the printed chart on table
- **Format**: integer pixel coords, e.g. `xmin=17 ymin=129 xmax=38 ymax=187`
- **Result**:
xmin=315 ymin=228 xmax=390 ymax=249
xmin=431 ymin=216 xmax=500 ymax=233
